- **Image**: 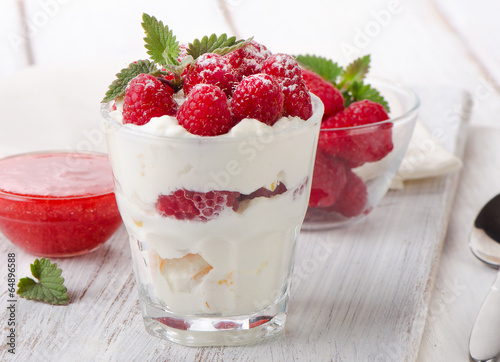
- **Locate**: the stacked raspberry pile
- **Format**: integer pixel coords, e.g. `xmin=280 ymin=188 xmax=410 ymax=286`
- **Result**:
xmin=121 ymin=42 xmax=312 ymax=133
xmin=301 ymin=67 xmax=392 ymax=218
xmin=109 ymin=40 xmax=314 ymax=222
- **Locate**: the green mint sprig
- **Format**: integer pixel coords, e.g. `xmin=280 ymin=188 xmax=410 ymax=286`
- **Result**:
xmin=102 ymin=59 xmax=164 ymax=103
xmin=103 ymin=13 xmax=252 ymax=103
xmin=142 ymin=13 xmax=180 ymax=67
xmin=295 ymin=54 xmax=390 ymax=112
xmin=344 ymin=80 xmax=389 ymax=110
xmin=339 ymin=55 xmax=371 ymax=88
xmin=17 ymin=258 xmax=69 ymax=305
xmin=187 ymin=33 xmax=252 ymax=59
xmin=294 ymin=54 xmax=343 ymax=84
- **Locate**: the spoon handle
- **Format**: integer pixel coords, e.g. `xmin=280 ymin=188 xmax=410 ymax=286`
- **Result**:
xmin=469 ymin=270 xmax=500 ymax=361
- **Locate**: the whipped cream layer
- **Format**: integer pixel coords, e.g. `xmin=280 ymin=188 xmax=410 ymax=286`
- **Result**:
xmin=107 ymin=97 xmax=321 ymax=197
xmin=104 ymin=94 xmax=323 ymax=315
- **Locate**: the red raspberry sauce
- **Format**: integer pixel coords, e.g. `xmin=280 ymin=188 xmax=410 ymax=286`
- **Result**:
xmin=0 ymin=152 xmax=122 ymax=257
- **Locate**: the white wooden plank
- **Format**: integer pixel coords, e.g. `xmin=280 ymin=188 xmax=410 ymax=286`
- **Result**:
xmin=23 ymin=0 xmax=234 ymax=68
xmin=221 ymin=0 xmax=481 ymax=88
xmin=429 ymin=0 xmax=500 ymax=132
xmin=433 ymin=0 xmax=500 ymax=86
xmin=0 ymin=62 xmax=125 ymax=157
xmin=0 ymin=0 xmax=30 ymax=81
xmin=417 ymin=127 xmax=500 ymax=362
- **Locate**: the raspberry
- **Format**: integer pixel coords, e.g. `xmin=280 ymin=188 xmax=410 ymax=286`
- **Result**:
xmin=262 ymin=54 xmax=303 ymax=83
xmin=262 ymin=54 xmax=312 ymax=120
xmin=308 ymin=151 xmax=347 ymax=208
xmin=122 ymin=73 xmax=177 ymax=125
xmin=231 ymin=73 xmax=284 ymax=126
xmin=183 ymin=53 xmax=237 ymax=97
xmin=301 ymin=69 xmax=344 ymax=117
xmin=177 ymin=84 xmax=233 ymax=136
xmin=224 ymin=40 xmax=271 ymax=81
xmin=337 ymin=99 xmax=390 ymax=127
xmin=282 ymin=82 xmax=313 ymax=119
xmin=214 ymin=321 xmax=241 ymax=330
xmin=156 ymin=317 xmax=190 ymax=330
xmin=327 ymin=168 xmax=368 ymax=217
xmin=156 ymin=189 xmax=240 ymax=221
xmin=319 ymin=100 xmax=392 ymax=167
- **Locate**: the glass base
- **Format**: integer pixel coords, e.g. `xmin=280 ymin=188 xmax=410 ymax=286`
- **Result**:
xmin=302 ymin=207 xmax=371 ymax=230
xmin=140 ymin=293 xmax=288 ymax=347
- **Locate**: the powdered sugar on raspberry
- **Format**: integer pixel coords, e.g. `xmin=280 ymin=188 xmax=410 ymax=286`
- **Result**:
xmin=177 ymin=83 xmax=233 ymax=136
xmin=231 ymin=73 xmax=284 ymax=126
xmin=262 ymin=53 xmax=302 ymax=82
xmin=122 ymin=73 xmax=177 ymax=125
xmin=183 ymin=53 xmax=237 ymax=97
xmin=141 ymin=78 xmax=157 ymax=89
xmin=224 ymin=41 xmax=271 ymax=80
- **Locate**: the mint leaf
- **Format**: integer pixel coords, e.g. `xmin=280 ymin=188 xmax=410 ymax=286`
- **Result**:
xmin=102 ymin=59 xmax=162 ymax=103
xmin=336 ymin=55 xmax=389 ymax=111
xmin=187 ymin=34 xmax=251 ymax=59
xmin=344 ymin=81 xmax=390 ymax=112
xmin=142 ymin=13 xmax=180 ymax=66
xmin=341 ymin=55 xmax=371 ymax=85
xmin=295 ymin=54 xmax=343 ymax=84
xmin=162 ymin=55 xmax=194 ymax=82
xmin=212 ymin=36 xmax=252 ymax=56
xmin=17 ymin=258 xmax=69 ymax=305
xmin=296 ymin=53 xmax=389 ymax=112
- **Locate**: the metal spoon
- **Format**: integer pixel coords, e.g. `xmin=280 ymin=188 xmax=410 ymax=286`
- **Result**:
xmin=469 ymin=193 xmax=500 ymax=362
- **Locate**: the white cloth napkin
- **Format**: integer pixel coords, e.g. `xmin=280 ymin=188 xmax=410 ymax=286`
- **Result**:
xmin=390 ymin=119 xmax=463 ymax=189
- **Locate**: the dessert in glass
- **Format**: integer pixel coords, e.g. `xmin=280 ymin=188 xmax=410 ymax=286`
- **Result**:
xmin=102 ymin=14 xmax=322 ymax=346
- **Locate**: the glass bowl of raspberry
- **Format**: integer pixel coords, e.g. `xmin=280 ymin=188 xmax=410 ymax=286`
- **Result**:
xmin=302 ymin=77 xmax=420 ymax=229
xmin=0 ymin=151 xmax=123 ymax=257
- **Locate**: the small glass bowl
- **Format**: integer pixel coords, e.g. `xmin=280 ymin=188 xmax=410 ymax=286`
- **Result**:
xmin=303 ymin=78 xmax=420 ymax=230
xmin=0 ymin=151 xmax=123 ymax=257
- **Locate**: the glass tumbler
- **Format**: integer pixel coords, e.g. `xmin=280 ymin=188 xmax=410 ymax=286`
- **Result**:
xmin=102 ymin=95 xmax=323 ymax=346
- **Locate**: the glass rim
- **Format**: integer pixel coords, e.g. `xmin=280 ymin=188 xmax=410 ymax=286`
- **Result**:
xmin=0 ymin=150 xmax=115 ymax=201
xmin=320 ymin=77 xmax=420 ymax=131
xmin=101 ymin=94 xmax=324 ymax=142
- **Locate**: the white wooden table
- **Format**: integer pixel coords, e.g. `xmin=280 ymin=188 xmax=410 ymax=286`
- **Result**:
xmin=1 ymin=1 xmax=500 ymax=361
